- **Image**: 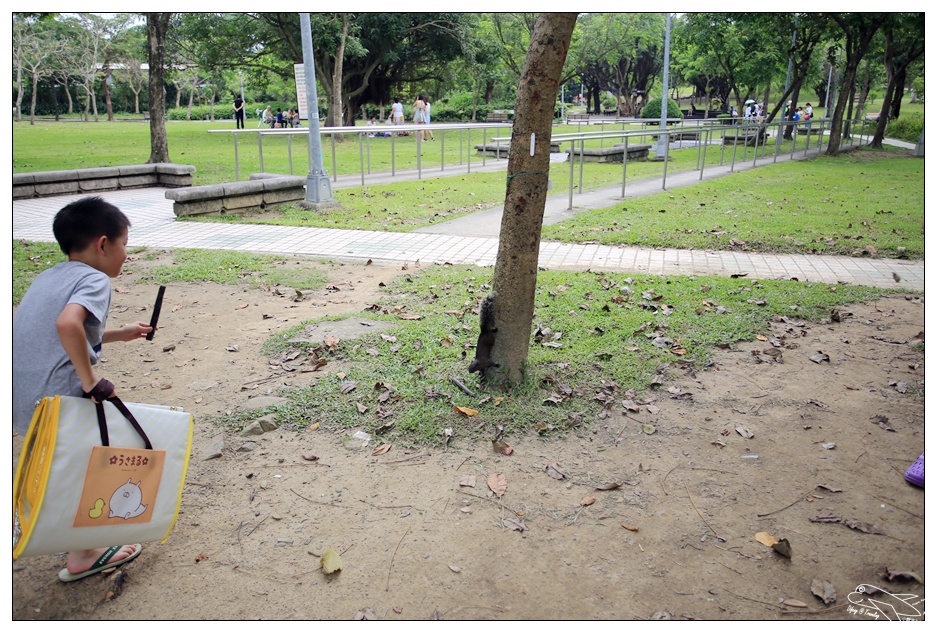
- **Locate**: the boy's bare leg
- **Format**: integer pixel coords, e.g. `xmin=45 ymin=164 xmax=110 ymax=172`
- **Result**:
xmin=66 ymin=545 xmax=137 ymax=573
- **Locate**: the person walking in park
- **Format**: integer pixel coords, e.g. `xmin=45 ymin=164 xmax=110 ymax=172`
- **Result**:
xmin=424 ymin=95 xmax=435 ymax=141
xmin=13 ymin=196 xmax=153 ymax=583
xmin=233 ymin=94 xmax=245 ymax=129
xmin=390 ymin=97 xmax=405 ymax=135
xmin=412 ymin=94 xmax=428 ymax=140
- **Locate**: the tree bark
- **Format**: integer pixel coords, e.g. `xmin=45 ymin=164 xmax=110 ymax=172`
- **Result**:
xmin=103 ymin=64 xmax=114 ymax=122
xmin=487 ymin=13 xmax=578 ymax=385
xmin=146 ymin=13 xmax=172 ymax=164
xmin=329 ymin=14 xmax=348 ymax=127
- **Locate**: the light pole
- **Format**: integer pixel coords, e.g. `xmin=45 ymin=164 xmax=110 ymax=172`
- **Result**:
xmin=299 ymin=12 xmax=335 ymax=206
xmin=655 ymin=12 xmax=672 ymax=158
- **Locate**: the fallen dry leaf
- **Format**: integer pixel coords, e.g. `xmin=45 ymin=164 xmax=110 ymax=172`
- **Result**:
xmin=755 ymin=531 xmax=778 ymax=547
xmin=454 ymin=406 xmax=479 ymax=417
xmin=580 ymin=496 xmax=597 ymax=506
xmin=487 ymin=471 xmax=507 ymax=497
xmin=595 ymin=482 xmax=621 ymax=491
xmin=502 ymin=517 xmax=527 ymax=532
xmin=810 ymin=578 xmax=836 ymax=604
xmin=621 ymin=524 xmax=639 ymax=532
xmin=783 ymin=599 xmax=808 ymax=608
xmin=458 ymin=474 xmax=476 ymax=488
xmin=301 ymin=452 xmax=319 ymax=461
xmin=736 ymin=424 xmax=754 ymax=439
xmin=371 ymin=443 xmax=392 ymax=456
xmin=545 ymin=463 xmax=567 ymax=480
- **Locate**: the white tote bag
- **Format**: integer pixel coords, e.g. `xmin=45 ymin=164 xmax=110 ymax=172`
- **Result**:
xmin=13 ymin=395 xmax=193 ymax=559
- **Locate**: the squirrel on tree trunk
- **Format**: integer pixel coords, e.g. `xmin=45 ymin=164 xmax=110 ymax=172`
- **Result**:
xmin=468 ymin=292 xmax=498 ymax=377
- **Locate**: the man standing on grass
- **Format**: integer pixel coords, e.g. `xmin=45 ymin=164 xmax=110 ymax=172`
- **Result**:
xmin=233 ymin=94 xmax=245 ymax=129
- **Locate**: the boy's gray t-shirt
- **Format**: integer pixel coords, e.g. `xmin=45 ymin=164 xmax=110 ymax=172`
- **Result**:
xmin=13 ymin=261 xmax=111 ymax=434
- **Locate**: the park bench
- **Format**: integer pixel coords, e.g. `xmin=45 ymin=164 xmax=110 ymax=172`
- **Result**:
xmin=486 ymin=112 xmax=511 ymax=123
xmin=164 ymin=173 xmax=306 ymax=217
xmin=566 ymin=143 xmax=652 ymax=164
xmin=722 ymin=126 xmax=768 ymax=146
xmin=474 ymin=141 xmax=562 ymax=157
xmin=668 ymin=131 xmax=701 ymax=141
xmin=567 ymin=113 xmax=589 ymax=123
xmin=12 ymin=163 xmax=195 ymax=199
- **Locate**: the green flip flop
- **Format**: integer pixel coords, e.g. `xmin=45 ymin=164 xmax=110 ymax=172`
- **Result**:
xmin=58 ymin=543 xmax=142 ymax=582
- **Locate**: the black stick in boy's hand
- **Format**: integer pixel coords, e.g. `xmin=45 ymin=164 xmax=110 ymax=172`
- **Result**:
xmin=146 ymin=285 xmax=166 ymax=341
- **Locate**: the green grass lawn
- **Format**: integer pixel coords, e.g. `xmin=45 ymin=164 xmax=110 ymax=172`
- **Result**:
xmin=542 ymin=148 xmax=924 ymax=259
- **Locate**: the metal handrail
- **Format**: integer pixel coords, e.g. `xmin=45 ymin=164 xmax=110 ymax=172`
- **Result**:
xmin=207 ymin=116 xmax=864 ymax=210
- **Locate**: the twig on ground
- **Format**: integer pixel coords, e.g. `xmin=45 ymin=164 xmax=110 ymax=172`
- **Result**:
xmin=663 ymin=465 xmax=680 ymax=495
xmin=245 ymin=516 xmax=267 ymax=536
xmin=722 ymin=588 xmax=781 ymax=610
xmin=685 ymin=482 xmax=719 ymax=537
xmin=379 ymin=452 xmax=429 ymax=465
xmin=358 ymin=499 xmax=413 ymax=510
xmin=757 ymin=492 xmax=808 ymax=517
xmin=450 ymin=377 xmax=476 ymax=397
xmin=386 ymin=526 xmax=411 ymax=592
xmin=290 ymin=488 xmax=356 ymax=508
xmin=872 ymin=495 xmax=923 ymax=520
xmin=779 ymin=603 xmax=849 ymax=616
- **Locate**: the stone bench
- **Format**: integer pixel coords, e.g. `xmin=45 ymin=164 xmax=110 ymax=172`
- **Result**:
xmin=165 ymin=174 xmax=306 ymax=217
xmin=474 ymin=142 xmax=561 ymax=157
xmin=12 ymin=164 xmax=195 ymax=199
xmin=566 ymin=143 xmax=652 ymax=163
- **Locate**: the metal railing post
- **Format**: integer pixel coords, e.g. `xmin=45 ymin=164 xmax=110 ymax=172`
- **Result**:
xmin=287 ymin=134 xmax=293 ymax=175
xmin=578 ymin=137 xmax=584 ymax=193
xmin=359 ymin=132 xmax=365 ymax=186
xmin=440 ymin=128 xmax=445 ymax=171
xmin=621 ymin=136 xmax=628 ymax=198
xmin=234 ymin=133 xmax=240 ymax=181
xmin=391 ymin=132 xmax=396 ymax=175
xmin=662 ymin=128 xmax=669 ymax=190
xmin=258 ymin=131 xmax=264 ymax=172
xmin=699 ymin=128 xmax=708 ymax=181
xmin=482 ymin=127 xmax=487 ymax=166
xmin=568 ymin=139 xmax=575 ymax=209
xmin=417 ymin=132 xmax=422 ymax=179
xmin=731 ymin=126 xmax=739 ymax=172
xmin=331 ymin=134 xmax=338 ymax=182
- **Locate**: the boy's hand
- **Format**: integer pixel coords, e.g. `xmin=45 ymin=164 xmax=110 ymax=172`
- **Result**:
xmin=107 ymin=322 xmax=153 ymax=343
xmin=85 ymin=378 xmax=116 ymax=403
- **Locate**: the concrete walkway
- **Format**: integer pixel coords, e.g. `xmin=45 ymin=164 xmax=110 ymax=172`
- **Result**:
xmin=12 ymin=138 xmax=923 ymax=291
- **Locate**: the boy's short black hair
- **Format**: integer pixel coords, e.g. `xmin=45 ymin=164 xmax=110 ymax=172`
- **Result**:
xmin=52 ymin=196 xmax=131 ymax=255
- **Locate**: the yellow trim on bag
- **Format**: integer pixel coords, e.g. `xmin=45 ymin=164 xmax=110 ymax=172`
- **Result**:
xmin=159 ymin=413 xmax=194 ymax=544
xmin=13 ymin=396 xmax=60 ymax=560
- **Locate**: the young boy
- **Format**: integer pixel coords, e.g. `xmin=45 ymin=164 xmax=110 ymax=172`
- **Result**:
xmin=13 ymin=196 xmax=152 ymax=581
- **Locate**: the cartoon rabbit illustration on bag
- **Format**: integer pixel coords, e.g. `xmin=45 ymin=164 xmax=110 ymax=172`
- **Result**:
xmin=108 ymin=479 xmax=148 ymax=519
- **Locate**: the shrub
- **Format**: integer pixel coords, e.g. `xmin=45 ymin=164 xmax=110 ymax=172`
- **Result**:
xmin=641 ymin=97 xmax=683 ymax=122
xmin=886 ymin=112 xmax=924 ymax=143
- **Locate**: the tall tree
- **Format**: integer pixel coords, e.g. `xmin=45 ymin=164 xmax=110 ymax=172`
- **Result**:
xmin=147 ymin=13 xmax=172 ymax=164
xmin=870 ymin=13 xmax=924 ymax=148
xmin=826 ymin=13 xmax=888 ymax=154
xmin=488 ymin=12 xmax=578 ymax=385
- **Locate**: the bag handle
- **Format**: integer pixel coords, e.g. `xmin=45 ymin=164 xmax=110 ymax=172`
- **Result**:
xmin=89 ymin=396 xmax=154 ymax=450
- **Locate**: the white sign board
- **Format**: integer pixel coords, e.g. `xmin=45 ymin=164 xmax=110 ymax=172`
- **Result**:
xmin=293 ymin=64 xmax=308 ymax=120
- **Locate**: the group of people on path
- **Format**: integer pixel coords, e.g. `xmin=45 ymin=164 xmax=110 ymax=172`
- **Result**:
xmin=389 ymin=94 xmax=434 ymax=141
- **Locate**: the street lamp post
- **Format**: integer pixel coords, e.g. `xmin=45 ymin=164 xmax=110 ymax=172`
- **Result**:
xmin=655 ymin=12 xmax=672 ymax=158
xmin=299 ymin=12 xmax=335 ymax=207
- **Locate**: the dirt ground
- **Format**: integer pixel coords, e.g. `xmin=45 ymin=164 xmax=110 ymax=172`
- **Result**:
xmin=11 ymin=251 xmax=926 ymax=621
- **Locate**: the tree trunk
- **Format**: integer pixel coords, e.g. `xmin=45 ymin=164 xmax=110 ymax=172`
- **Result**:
xmin=871 ymin=33 xmax=897 ymax=148
xmin=186 ymin=73 xmax=197 ymax=120
xmin=855 ymin=58 xmax=871 ymax=120
xmin=29 ymin=72 xmax=38 ymax=125
xmin=487 ymin=13 xmax=578 ymax=386
xmin=103 ymin=64 xmax=114 ymax=122
xmin=891 ymin=67 xmax=907 ymax=119
xmin=146 ymin=13 xmax=171 ymax=164
xmin=15 ymin=54 xmax=23 ymax=122
xmin=330 ymin=14 xmax=348 ymax=127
